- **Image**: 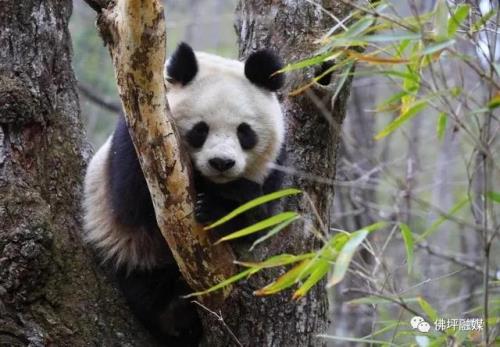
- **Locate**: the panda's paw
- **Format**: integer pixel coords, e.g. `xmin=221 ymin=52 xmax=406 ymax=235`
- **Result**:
xmin=194 ymin=193 xmax=213 ymax=224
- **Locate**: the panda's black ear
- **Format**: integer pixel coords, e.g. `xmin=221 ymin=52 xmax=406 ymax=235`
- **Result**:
xmin=165 ymin=42 xmax=198 ymax=86
xmin=244 ymin=49 xmax=284 ymax=91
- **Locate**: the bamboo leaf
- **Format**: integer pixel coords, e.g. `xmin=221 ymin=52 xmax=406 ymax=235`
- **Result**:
xmin=348 ymin=50 xmax=409 ymax=64
xmin=278 ymin=52 xmax=340 ymax=74
xmin=254 ymin=260 xmax=312 ymax=296
xmin=249 ymin=216 xmax=300 ymax=251
xmin=422 ymin=39 xmax=455 ymax=55
xmin=487 ymin=93 xmax=500 ymax=109
xmin=376 ymin=91 xmax=409 ymax=112
xmin=293 ymin=259 xmax=330 ymax=300
xmin=327 ymin=222 xmax=386 ymax=288
xmin=327 ymin=230 xmax=369 ymax=287
xmin=486 ymin=191 xmax=500 ymax=203
xmin=344 ymin=16 xmax=375 ymax=37
xmin=419 ymin=197 xmax=469 ymax=240
xmin=236 ymin=253 xmax=314 ymax=269
xmin=418 ymin=297 xmax=438 ymax=321
xmin=374 ymin=100 xmax=427 ymax=140
xmin=351 ymin=32 xmax=422 ymax=43
xmin=205 ymin=188 xmax=301 ymax=230
xmin=471 ymin=9 xmax=497 ymax=32
xmin=346 ymin=296 xmax=420 ymax=305
xmin=331 ymin=61 xmax=354 ymax=106
xmin=214 ymin=212 xmax=299 ymax=244
xmin=434 ymin=0 xmax=449 ymax=39
xmin=184 ymin=268 xmax=257 ymax=298
xmin=399 ymin=223 xmax=414 ymax=274
xmin=448 ymin=4 xmax=470 ymax=37
xmin=436 ymin=112 xmax=447 ymax=140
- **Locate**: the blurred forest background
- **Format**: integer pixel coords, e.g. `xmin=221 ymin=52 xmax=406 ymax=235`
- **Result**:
xmin=70 ymin=0 xmax=499 ymax=344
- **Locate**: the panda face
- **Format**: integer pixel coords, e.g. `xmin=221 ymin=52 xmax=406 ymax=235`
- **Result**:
xmin=165 ymin=43 xmax=285 ymax=184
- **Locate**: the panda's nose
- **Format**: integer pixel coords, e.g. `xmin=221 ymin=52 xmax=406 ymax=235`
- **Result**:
xmin=209 ymin=158 xmax=235 ymax=172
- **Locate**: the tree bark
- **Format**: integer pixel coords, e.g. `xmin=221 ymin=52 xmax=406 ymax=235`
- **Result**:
xmin=0 ymin=1 xmax=155 ymax=345
xmin=196 ymin=2 xmax=352 ymax=346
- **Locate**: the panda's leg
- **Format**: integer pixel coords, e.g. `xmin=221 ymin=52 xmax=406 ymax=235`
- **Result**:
xmin=195 ymin=178 xmax=271 ymax=239
xmin=194 ymin=192 xmax=230 ymax=225
xmin=115 ymin=265 xmax=202 ymax=346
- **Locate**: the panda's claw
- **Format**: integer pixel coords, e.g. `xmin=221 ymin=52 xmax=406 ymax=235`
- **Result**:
xmin=194 ymin=193 xmax=211 ymax=223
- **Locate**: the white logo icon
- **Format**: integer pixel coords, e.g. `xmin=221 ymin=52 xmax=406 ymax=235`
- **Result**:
xmin=411 ymin=316 xmax=430 ymax=332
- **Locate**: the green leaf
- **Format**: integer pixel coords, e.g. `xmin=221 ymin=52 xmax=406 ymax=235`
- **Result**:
xmin=471 ymin=9 xmax=497 ymax=32
xmin=436 ymin=112 xmax=447 ymax=140
xmin=293 ymin=259 xmax=330 ymax=299
xmin=379 ymin=69 xmax=420 ymax=83
xmin=374 ymin=100 xmax=427 ymax=140
xmin=184 ymin=268 xmax=257 ymax=298
xmin=434 ymin=0 xmax=449 ymax=39
xmin=399 ymin=223 xmax=414 ymax=274
xmin=346 ymin=296 xmax=420 ymax=305
xmin=255 ymin=260 xmax=312 ymax=296
xmin=487 ymin=94 xmax=500 ymax=109
xmin=278 ymin=52 xmax=340 ymax=74
xmin=236 ymin=253 xmax=314 ymax=269
xmin=214 ymin=212 xmax=299 ymax=244
xmin=418 ymin=297 xmax=438 ymax=321
xmin=352 ymin=32 xmax=422 ymax=43
xmin=422 ymin=39 xmax=455 ymax=55
xmin=249 ymin=216 xmax=300 ymax=251
xmin=448 ymin=4 xmax=470 ymax=37
xmin=327 ymin=223 xmax=386 ymax=287
xmin=486 ymin=191 xmax=500 ymax=203
xmin=344 ymin=16 xmax=375 ymax=37
xmin=419 ymin=197 xmax=469 ymax=240
xmin=376 ymin=91 xmax=410 ymax=112
xmin=330 ymin=61 xmax=354 ymax=106
xmin=205 ymin=188 xmax=301 ymax=230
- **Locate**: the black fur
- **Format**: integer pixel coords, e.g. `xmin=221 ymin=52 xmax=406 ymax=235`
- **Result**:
xmin=186 ymin=121 xmax=209 ymax=148
xmin=109 ymin=118 xmax=157 ymax=229
xmin=115 ymin=266 xmax=201 ymax=346
xmin=315 ymin=61 xmax=334 ymax=86
xmin=166 ymin=42 xmax=198 ymax=86
xmin=244 ymin=49 xmax=285 ymax=91
xmin=106 ymin=116 xmax=283 ymax=345
xmin=237 ymin=122 xmax=258 ymax=150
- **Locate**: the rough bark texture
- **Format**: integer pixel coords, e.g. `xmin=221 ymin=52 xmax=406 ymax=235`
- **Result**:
xmin=0 ymin=1 xmax=156 ymax=345
xmin=93 ymin=0 xmax=235 ymax=305
xmin=198 ymin=2 xmax=351 ymax=346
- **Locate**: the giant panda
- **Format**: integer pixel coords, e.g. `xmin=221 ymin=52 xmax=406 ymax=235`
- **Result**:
xmin=82 ymin=42 xmax=285 ymax=346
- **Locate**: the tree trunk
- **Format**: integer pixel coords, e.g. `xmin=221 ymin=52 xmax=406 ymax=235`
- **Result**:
xmin=198 ymin=2 xmax=351 ymax=346
xmin=0 ymin=1 xmax=155 ymax=345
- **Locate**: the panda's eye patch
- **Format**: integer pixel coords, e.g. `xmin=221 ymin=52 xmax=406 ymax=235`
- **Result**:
xmin=237 ymin=123 xmax=257 ymax=150
xmin=186 ymin=121 xmax=209 ymax=148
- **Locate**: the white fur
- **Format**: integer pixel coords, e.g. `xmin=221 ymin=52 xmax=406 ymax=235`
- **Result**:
xmin=166 ymin=52 xmax=285 ymax=184
xmin=82 ymin=138 xmax=169 ymax=271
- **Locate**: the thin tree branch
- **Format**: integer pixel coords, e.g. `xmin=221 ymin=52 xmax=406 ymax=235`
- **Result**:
xmin=78 ymin=82 xmax=122 ymax=113
xmin=416 ymin=241 xmax=498 ymax=280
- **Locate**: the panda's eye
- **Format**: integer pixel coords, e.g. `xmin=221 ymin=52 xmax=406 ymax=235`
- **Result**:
xmin=186 ymin=121 xmax=209 ymax=148
xmin=237 ymin=123 xmax=257 ymax=150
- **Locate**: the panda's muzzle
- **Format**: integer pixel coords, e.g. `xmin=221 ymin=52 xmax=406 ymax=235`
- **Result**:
xmin=209 ymin=158 xmax=235 ymax=172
